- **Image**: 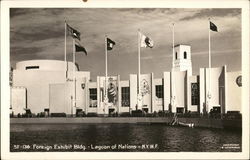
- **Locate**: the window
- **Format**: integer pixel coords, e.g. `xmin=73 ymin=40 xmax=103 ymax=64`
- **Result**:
xmin=184 ymin=51 xmax=187 ymax=59
xmin=89 ymin=88 xmax=97 ymax=107
xmin=121 ymin=87 xmax=130 ymax=107
xmin=175 ymin=52 xmax=178 ymax=60
xmin=26 ymin=66 xmax=39 ymax=70
xmin=155 ymin=85 xmax=164 ymax=98
xmin=191 ymin=83 xmax=199 ymax=105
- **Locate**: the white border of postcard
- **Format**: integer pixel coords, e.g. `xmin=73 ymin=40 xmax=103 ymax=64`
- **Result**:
xmin=1 ymin=0 xmax=249 ymax=159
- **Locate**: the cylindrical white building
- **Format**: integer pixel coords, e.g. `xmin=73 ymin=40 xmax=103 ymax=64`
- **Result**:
xmin=12 ymin=60 xmax=90 ymax=115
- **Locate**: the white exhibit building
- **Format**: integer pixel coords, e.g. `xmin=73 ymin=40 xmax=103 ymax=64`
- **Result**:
xmin=10 ymin=44 xmax=242 ymax=116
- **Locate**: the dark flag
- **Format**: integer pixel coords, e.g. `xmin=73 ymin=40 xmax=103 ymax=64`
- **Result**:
xmin=210 ymin=21 xmax=218 ymax=32
xmin=75 ymin=42 xmax=87 ymax=55
xmin=107 ymin=38 xmax=116 ymax=50
xmin=67 ymin=24 xmax=81 ymax=41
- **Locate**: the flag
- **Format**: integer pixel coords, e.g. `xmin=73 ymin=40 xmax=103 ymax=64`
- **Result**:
xmin=67 ymin=24 xmax=81 ymax=41
xmin=210 ymin=21 xmax=218 ymax=32
xmin=107 ymin=38 xmax=116 ymax=50
xmin=75 ymin=41 xmax=87 ymax=55
xmin=140 ymin=33 xmax=153 ymax=48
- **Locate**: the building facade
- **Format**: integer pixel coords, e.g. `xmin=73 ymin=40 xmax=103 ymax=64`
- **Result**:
xmin=10 ymin=45 xmax=242 ymax=116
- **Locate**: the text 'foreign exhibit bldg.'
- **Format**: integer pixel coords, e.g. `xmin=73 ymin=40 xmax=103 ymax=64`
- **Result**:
xmin=10 ymin=44 xmax=242 ymax=116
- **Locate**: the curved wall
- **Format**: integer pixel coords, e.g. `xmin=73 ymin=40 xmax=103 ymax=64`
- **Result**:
xmin=12 ymin=60 xmax=90 ymax=115
xmin=16 ymin=60 xmax=77 ymax=71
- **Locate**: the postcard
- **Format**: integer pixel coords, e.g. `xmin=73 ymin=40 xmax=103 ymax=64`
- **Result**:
xmin=1 ymin=0 xmax=249 ymax=159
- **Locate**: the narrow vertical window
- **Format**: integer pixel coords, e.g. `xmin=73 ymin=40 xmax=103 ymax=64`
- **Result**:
xmin=89 ymin=88 xmax=97 ymax=107
xmin=121 ymin=87 xmax=130 ymax=107
xmin=155 ymin=85 xmax=164 ymax=98
xmin=191 ymin=83 xmax=199 ymax=105
xmin=184 ymin=51 xmax=187 ymax=59
xmin=175 ymin=52 xmax=178 ymax=60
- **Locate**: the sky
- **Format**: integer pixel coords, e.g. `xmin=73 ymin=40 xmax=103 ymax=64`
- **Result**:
xmin=10 ymin=8 xmax=241 ymax=80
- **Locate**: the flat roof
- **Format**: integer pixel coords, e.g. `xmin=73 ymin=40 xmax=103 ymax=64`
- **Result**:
xmin=174 ymin=44 xmax=191 ymax=47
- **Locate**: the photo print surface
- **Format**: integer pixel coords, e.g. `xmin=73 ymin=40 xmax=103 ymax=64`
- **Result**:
xmin=9 ymin=8 xmax=242 ymax=152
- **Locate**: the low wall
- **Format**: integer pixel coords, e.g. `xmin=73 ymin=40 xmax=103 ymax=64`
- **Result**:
xmin=10 ymin=117 xmax=172 ymax=124
xmin=178 ymin=118 xmax=223 ymax=129
xmin=178 ymin=118 xmax=241 ymax=129
xmin=10 ymin=117 xmax=241 ymax=129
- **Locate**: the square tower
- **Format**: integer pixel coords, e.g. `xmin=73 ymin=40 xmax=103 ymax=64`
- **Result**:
xmin=172 ymin=44 xmax=192 ymax=76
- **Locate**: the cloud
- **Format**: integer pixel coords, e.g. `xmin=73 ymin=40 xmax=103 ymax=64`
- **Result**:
xmin=11 ymin=47 xmax=43 ymax=56
xmin=180 ymin=9 xmax=240 ymax=21
xmin=192 ymin=48 xmax=241 ymax=56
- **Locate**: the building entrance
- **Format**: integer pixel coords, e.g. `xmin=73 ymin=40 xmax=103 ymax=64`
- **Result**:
xmin=176 ymin=107 xmax=184 ymax=114
xmin=142 ymin=108 xmax=148 ymax=113
xmin=109 ymin=108 xmax=115 ymax=115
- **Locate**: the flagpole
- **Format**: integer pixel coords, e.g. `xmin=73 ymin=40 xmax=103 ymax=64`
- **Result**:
xmin=64 ymin=19 xmax=67 ymax=80
xmin=105 ymin=35 xmax=108 ymax=110
xmin=172 ymin=23 xmax=175 ymax=68
xmin=137 ymin=29 xmax=141 ymax=110
xmin=208 ymin=18 xmax=211 ymax=113
xmin=73 ymin=38 xmax=76 ymax=115
xmin=172 ymin=23 xmax=175 ymax=109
